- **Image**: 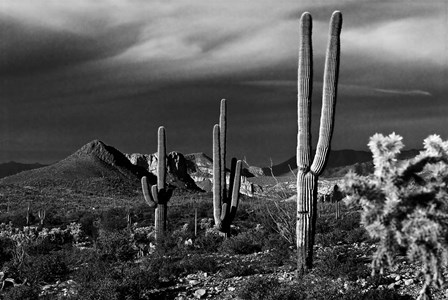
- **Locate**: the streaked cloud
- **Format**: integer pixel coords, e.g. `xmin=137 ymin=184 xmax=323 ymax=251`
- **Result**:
xmin=373 ymin=88 xmax=432 ymax=97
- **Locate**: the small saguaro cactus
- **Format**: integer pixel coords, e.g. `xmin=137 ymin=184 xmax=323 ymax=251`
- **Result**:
xmin=141 ymin=126 xmax=173 ymax=243
xmin=296 ymin=11 xmax=342 ymax=276
xmin=26 ymin=202 xmax=31 ymax=226
xmin=37 ymin=209 xmax=46 ymax=226
xmin=213 ymin=99 xmax=243 ymax=237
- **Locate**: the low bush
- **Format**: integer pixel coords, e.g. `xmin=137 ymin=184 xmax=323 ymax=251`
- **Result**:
xmin=193 ymin=233 xmax=224 ymax=253
xmin=3 ymin=285 xmax=39 ymax=300
xmin=96 ymin=229 xmax=136 ymax=262
xmin=221 ymin=261 xmax=257 ymax=278
xmin=100 ymin=208 xmax=128 ymax=232
xmin=238 ymin=277 xmax=305 ymax=300
xmin=220 ymin=230 xmax=264 ymax=255
xmin=341 ymin=289 xmax=413 ymax=300
xmin=314 ymin=248 xmax=370 ymax=281
xmin=180 ymin=255 xmax=219 ymax=275
xmin=0 ymin=237 xmax=14 ymax=267
xmin=20 ymin=252 xmax=69 ymax=284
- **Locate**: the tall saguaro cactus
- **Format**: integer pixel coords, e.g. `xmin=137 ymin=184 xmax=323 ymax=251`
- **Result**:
xmin=296 ymin=11 xmax=342 ymax=276
xmin=141 ymin=126 xmax=173 ymax=243
xmin=213 ymin=99 xmax=243 ymax=237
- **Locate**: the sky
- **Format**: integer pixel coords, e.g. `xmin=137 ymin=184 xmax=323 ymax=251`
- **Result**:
xmin=1 ymin=0 xmax=447 ymax=166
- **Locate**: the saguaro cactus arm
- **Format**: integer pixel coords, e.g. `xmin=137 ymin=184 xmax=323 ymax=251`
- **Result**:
xmin=297 ymin=12 xmax=313 ymax=173
xmin=228 ymin=159 xmax=242 ymax=222
xmin=141 ymin=176 xmax=157 ymax=208
xmin=213 ymin=124 xmax=222 ymax=228
xmin=157 ymin=126 xmax=166 ymax=191
xmin=310 ymin=11 xmax=342 ymax=175
xmin=219 ymin=99 xmax=227 ymax=199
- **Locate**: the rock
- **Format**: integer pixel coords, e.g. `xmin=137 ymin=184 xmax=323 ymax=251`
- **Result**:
xmin=388 ymin=282 xmax=397 ymax=289
xmin=126 ymin=151 xmax=200 ymax=190
xmin=404 ymin=279 xmax=413 ymax=286
xmin=194 ymin=288 xmax=207 ymax=298
xmin=227 ymin=287 xmax=236 ymax=292
xmin=189 ymin=279 xmax=200 ymax=286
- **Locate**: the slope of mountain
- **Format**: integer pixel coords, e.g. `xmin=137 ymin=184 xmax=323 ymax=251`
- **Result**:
xmin=0 ymin=162 xmax=46 ymax=179
xmin=1 ymin=140 xmax=154 ymax=196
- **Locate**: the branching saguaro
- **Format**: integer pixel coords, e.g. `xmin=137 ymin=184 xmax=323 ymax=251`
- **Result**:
xmin=213 ymin=99 xmax=242 ymax=238
xmin=141 ymin=126 xmax=173 ymax=243
xmin=296 ymin=11 xmax=342 ymax=276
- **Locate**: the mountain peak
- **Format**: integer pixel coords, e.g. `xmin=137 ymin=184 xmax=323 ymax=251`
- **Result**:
xmin=73 ymin=139 xmax=125 ymax=167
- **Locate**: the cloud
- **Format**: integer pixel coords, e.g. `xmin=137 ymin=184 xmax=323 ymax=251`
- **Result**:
xmin=343 ymin=15 xmax=447 ymax=67
xmin=373 ymin=88 xmax=432 ymax=97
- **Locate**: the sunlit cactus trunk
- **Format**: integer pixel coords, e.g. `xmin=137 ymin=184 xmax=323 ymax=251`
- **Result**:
xmin=296 ymin=11 xmax=342 ymax=276
xmin=213 ymin=99 xmax=242 ymax=238
xmin=141 ymin=126 xmax=173 ymax=244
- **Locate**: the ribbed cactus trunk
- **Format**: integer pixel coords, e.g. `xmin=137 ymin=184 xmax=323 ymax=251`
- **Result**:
xmin=155 ymin=126 xmax=167 ymax=241
xmin=213 ymin=99 xmax=242 ymax=238
xmin=296 ymin=11 xmax=342 ymax=276
xmin=141 ymin=126 xmax=173 ymax=245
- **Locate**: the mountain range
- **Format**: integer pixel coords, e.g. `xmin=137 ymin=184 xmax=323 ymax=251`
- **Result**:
xmin=0 ymin=140 xmax=421 ymax=197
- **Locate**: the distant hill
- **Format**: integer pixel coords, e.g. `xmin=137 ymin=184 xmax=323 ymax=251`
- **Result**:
xmin=0 ymin=161 xmax=46 ymax=179
xmin=0 ymin=140 xmax=154 ymax=196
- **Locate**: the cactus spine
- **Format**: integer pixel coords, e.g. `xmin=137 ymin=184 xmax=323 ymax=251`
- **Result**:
xmin=213 ymin=99 xmax=242 ymax=237
xmin=141 ymin=126 xmax=173 ymax=243
xmin=296 ymin=11 xmax=342 ymax=276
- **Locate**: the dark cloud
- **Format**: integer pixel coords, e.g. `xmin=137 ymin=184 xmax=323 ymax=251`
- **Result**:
xmin=0 ymin=15 xmax=142 ymax=76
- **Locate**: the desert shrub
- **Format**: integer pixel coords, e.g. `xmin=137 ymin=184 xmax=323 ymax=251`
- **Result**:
xmin=96 ymin=229 xmax=136 ymax=261
xmin=315 ymin=228 xmax=346 ymax=247
xmin=334 ymin=212 xmax=361 ymax=231
xmin=221 ymin=260 xmax=257 ymax=278
xmin=0 ymin=237 xmax=14 ymax=267
xmin=78 ymin=211 xmax=98 ymax=239
xmin=114 ymin=264 xmax=160 ymax=300
xmin=258 ymin=200 xmax=296 ymax=244
xmin=220 ymin=230 xmax=264 ymax=255
xmin=130 ymin=203 xmax=154 ymax=227
xmin=76 ymin=277 xmax=119 ymax=300
xmin=314 ymin=248 xmax=370 ymax=281
xmin=193 ymin=232 xmax=224 ymax=253
xmin=344 ymin=227 xmax=369 ymax=244
xmin=180 ymin=255 xmax=219 ymax=275
xmin=19 ymin=251 xmax=69 ymax=284
xmin=2 ymin=210 xmax=34 ymax=227
xmin=340 ymin=289 xmax=413 ymax=300
xmin=315 ymin=215 xmax=333 ymax=234
xmin=343 ymin=133 xmax=448 ymax=299
xmin=100 ymin=207 xmax=128 ymax=232
xmin=3 ymin=285 xmax=39 ymax=300
xmin=238 ymin=277 xmax=305 ymax=300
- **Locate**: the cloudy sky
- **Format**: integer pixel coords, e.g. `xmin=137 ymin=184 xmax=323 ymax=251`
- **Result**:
xmin=1 ymin=0 xmax=447 ymax=166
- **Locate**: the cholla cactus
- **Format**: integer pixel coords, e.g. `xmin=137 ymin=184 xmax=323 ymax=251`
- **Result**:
xmin=141 ymin=126 xmax=173 ymax=243
xmin=343 ymin=133 xmax=448 ymax=300
xmin=296 ymin=11 xmax=342 ymax=275
xmin=213 ymin=99 xmax=243 ymax=237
